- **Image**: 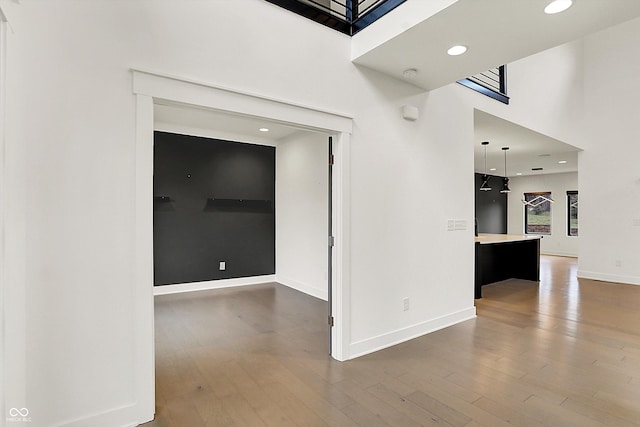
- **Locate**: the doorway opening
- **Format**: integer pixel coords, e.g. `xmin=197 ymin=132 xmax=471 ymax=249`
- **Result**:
xmin=133 ymin=69 xmax=353 ymax=421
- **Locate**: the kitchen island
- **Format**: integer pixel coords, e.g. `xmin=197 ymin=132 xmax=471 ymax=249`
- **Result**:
xmin=474 ymin=233 xmax=542 ymax=299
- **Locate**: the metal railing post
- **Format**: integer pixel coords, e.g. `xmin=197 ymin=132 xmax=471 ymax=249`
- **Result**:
xmin=499 ymin=65 xmax=507 ymax=95
xmin=346 ymin=0 xmax=355 ymax=22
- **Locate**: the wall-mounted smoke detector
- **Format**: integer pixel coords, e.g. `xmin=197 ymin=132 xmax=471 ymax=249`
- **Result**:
xmin=403 ymin=68 xmax=418 ymax=79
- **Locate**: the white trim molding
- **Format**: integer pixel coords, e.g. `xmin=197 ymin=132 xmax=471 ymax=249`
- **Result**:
xmin=50 ymin=403 xmax=138 ymax=427
xmin=1 ymin=9 xmax=29 ymax=422
xmin=132 ymin=69 xmax=352 ymax=134
xmin=577 ymin=270 xmax=640 ymax=286
xmin=133 ymin=94 xmax=156 ymax=425
xmin=0 ymin=10 xmax=7 ymax=422
xmin=276 ymin=276 xmax=328 ymax=301
xmin=331 ymin=131 xmax=351 ymax=361
xmin=132 ymin=68 xmax=353 ymax=423
xmin=348 ymin=307 xmax=477 ymax=359
xmin=154 ymin=275 xmax=277 ymax=296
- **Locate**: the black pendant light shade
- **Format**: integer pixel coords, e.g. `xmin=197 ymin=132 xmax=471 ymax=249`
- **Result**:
xmin=501 ymin=177 xmax=511 ymax=193
xmin=480 ymin=141 xmax=492 ymax=191
xmin=480 ymin=175 xmax=491 ymax=191
xmin=500 ymin=147 xmax=511 ymax=194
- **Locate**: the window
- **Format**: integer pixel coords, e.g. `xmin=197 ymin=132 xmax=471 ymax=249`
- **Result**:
xmin=567 ymin=191 xmax=578 ymax=236
xmin=524 ymin=192 xmax=552 ymax=235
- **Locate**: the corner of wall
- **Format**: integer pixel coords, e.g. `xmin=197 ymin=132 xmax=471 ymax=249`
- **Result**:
xmin=276 ymin=275 xmax=328 ymax=301
xmin=347 ymin=307 xmax=476 ymax=359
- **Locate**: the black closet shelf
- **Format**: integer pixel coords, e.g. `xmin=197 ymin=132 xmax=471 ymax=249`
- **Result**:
xmin=204 ymin=198 xmax=273 ymax=213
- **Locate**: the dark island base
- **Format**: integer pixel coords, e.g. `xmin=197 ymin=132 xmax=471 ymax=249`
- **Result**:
xmin=475 ymin=238 xmax=540 ymax=299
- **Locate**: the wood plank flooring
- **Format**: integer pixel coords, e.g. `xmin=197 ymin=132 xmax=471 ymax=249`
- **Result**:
xmin=143 ymin=256 xmax=640 ymax=426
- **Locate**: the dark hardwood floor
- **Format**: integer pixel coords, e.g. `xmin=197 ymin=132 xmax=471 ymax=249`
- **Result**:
xmin=143 ymin=256 xmax=640 ymax=426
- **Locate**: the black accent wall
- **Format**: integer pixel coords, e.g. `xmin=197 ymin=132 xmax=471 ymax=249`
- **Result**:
xmin=153 ymin=131 xmax=275 ymax=286
xmin=474 ymin=173 xmax=507 ymax=234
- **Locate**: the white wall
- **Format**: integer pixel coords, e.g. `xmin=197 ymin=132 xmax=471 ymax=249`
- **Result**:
xmin=276 ymin=131 xmax=329 ymax=300
xmin=507 ymin=172 xmax=579 ymax=257
xmin=347 ymin=76 xmax=477 ymax=354
xmin=8 ymin=0 xmax=639 ymax=425
xmin=578 ymin=17 xmax=640 ymax=285
xmin=1 ymin=1 xmax=476 ymax=425
xmin=465 ymin=16 xmax=640 ymax=284
xmin=463 ymin=39 xmax=585 ymax=149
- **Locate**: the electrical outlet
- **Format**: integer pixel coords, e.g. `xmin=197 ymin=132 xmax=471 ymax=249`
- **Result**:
xmin=219 ymin=261 xmax=226 ymax=271
xmin=403 ymin=297 xmax=410 ymax=311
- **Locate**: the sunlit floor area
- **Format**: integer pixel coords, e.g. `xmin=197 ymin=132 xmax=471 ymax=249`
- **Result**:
xmin=144 ymin=256 xmax=640 ymax=426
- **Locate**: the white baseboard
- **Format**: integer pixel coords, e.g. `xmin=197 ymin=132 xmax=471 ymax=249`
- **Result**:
xmin=577 ymin=270 xmax=640 ymax=286
xmin=52 ymin=402 xmax=146 ymax=427
xmin=153 ymin=275 xmax=276 ymax=296
xmin=347 ymin=306 xmax=477 ymax=360
xmin=276 ymin=275 xmax=328 ymax=301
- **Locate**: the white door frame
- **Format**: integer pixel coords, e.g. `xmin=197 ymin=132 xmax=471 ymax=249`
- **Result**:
xmin=0 ymin=10 xmax=7 ymax=420
xmin=1 ymin=8 xmax=29 ymax=419
xmin=132 ymin=69 xmax=352 ymax=420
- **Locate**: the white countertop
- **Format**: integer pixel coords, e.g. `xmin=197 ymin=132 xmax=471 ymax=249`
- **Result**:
xmin=475 ymin=233 xmax=542 ymax=244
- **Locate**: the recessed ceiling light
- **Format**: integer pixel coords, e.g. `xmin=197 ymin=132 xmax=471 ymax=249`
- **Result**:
xmin=544 ymin=0 xmax=573 ymax=14
xmin=447 ymin=45 xmax=468 ymax=56
xmin=558 ymin=160 xmax=567 ymax=164
xmin=489 ymin=168 xmax=497 ymax=171
xmin=259 ymin=128 xmax=269 ymax=132
xmin=516 ymin=173 xmax=523 ymax=176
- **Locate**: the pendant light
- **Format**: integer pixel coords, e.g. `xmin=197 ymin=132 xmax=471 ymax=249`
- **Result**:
xmin=479 ymin=141 xmax=492 ymax=191
xmin=500 ymin=146 xmax=511 ymax=194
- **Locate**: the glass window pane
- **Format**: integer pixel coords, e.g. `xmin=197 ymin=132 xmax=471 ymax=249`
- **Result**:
xmin=568 ymin=192 xmax=578 ymax=236
xmin=525 ymin=192 xmax=552 ymax=235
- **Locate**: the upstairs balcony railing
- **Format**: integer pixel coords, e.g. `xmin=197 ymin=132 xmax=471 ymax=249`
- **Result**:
xmin=458 ymin=65 xmax=510 ymax=104
xmin=265 ymin=0 xmax=407 ymax=35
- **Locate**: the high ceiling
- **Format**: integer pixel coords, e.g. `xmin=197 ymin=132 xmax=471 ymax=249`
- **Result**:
xmin=353 ymin=0 xmax=640 ymax=91
xmin=155 ymin=0 xmax=640 ymax=177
